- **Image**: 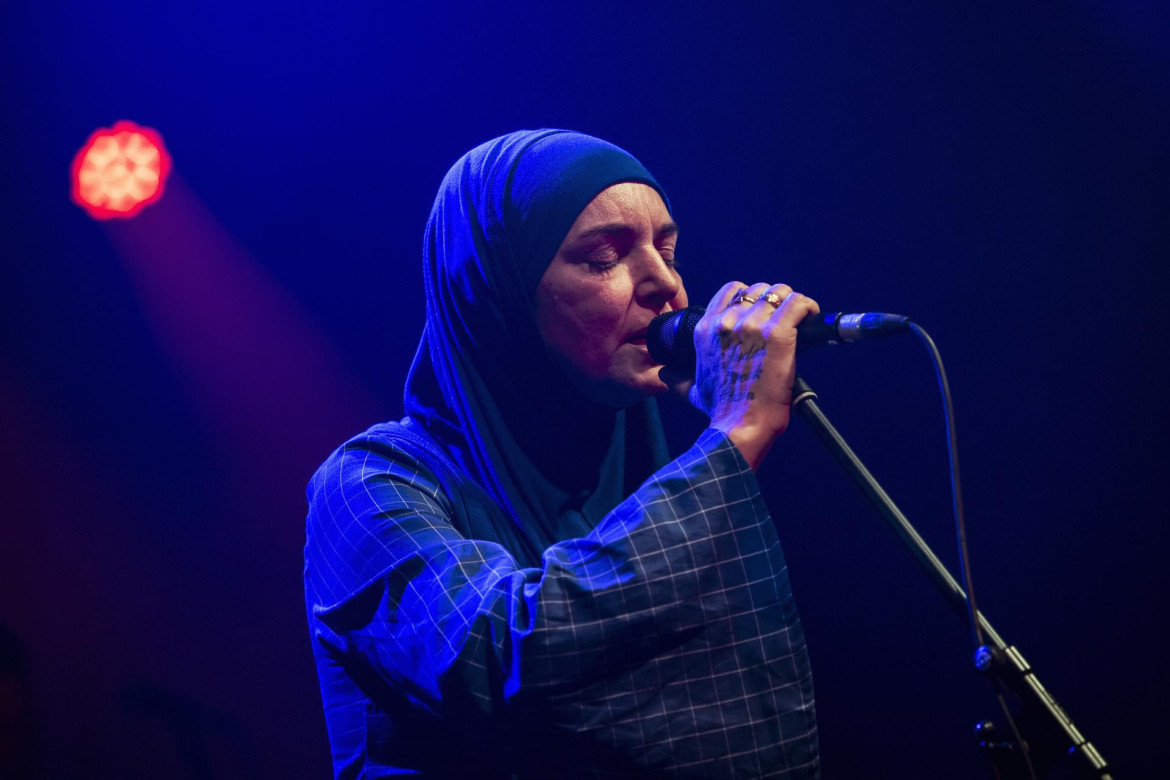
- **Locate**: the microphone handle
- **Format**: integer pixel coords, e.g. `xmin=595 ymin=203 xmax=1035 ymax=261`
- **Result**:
xmin=806 ymin=311 xmax=911 ymax=345
xmin=796 ymin=312 xmax=845 ymax=347
xmin=648 ymin=307 xmax=910 ymax=370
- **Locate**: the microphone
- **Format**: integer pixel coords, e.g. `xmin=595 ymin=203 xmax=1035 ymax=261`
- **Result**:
xmin=647 ymin=306 xmax=911 ymax=370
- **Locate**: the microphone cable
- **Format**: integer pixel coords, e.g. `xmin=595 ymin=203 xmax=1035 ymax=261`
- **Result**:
xmin=910 ymin=322 xmax=1037 ymax=780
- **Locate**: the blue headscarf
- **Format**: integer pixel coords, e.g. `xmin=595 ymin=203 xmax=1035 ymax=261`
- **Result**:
xmin=404 ymin=130 xmax=673 ymax=566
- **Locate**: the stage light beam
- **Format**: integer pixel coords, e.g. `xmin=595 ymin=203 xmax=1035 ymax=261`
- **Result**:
xmin=71 ymin=120 xmax=172 ymax=220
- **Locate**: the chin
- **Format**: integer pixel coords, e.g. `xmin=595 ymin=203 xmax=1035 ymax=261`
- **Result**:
xmin=611 ymin=374 xmax=670 ymax=407
xmin=572 ymin=378 xmax=660 ymax=409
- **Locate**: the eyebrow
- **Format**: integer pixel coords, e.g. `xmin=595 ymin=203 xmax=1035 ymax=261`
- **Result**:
xmin=574 ymin=221 xmax=680 ymax=242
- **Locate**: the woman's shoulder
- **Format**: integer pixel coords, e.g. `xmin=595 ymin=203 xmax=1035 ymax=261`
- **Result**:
xmin=326 ymin=415 xmax=453 ymax=456
xmin=306 ymin=418 xmax=460 ymax=508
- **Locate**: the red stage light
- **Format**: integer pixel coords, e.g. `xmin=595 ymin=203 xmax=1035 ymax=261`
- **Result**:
xmin=71 ymin=120 xmax=172 ymax=220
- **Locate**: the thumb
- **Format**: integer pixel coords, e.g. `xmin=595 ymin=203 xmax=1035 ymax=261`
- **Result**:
xmin=658 ymin=365 xmax=695 ymax=401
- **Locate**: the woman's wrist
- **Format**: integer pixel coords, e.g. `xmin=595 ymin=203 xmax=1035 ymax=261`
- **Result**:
xmin=717 ymin=418 xmax=787 ymax=472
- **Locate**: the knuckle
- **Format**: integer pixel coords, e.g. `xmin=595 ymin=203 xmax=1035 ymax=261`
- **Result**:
xmin=740 ymin=320 xmax=764 ymax=339
xmin=765 ymin=326 xmax=796 ymax=347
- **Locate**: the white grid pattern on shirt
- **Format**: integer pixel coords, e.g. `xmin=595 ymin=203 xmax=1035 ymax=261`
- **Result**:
xmin=305 ymin=424 xmax=818 ymax=778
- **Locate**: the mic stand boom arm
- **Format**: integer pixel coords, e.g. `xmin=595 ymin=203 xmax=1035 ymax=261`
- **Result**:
xmin=790 ymin=376 xmax=1110 ymax=779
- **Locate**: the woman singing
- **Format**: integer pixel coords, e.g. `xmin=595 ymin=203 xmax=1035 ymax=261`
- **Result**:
xmin=305 ymin=129 xmax=820 ymax=778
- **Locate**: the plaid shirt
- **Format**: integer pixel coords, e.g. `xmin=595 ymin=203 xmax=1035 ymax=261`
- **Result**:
xmin=305 ymin=424 xmax=818 ymax=778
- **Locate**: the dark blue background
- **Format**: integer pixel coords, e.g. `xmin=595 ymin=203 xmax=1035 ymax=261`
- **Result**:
xmin=2 ymin=2 xmax=1166 ymax=777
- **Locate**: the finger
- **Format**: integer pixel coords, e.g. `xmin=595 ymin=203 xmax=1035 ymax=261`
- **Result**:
xmin=740 ymin=283 xmax=793 ymax=330
xmin=740 ymin=282 xmax=773 ymax=304
xmin=768 ymin=292 xmax=821 ymax=335
xmin=757 ymin=283 xmax=794 ymax=312
xmin=658 ymin=365 xmax=694 ymax=398
xmin=722 ymin=281 xmax=771 ymax=313
xmin=716 ymin=285 xmax=772 ymax=348
xmin=706 ymin=281 xmax=747 ymax=314
xmin=718 ymin=282 xmax=772 ymax=347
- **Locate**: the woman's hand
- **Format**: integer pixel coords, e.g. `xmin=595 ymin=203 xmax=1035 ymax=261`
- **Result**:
xmin=689 ymin=281 xmax=820 ymax=471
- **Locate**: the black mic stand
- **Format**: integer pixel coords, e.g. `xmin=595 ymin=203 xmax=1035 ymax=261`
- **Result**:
xmin=790 ymin=376 xmax=1111 ymax=779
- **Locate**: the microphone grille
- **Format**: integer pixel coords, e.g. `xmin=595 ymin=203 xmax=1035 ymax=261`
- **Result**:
xmin=647 ymin=307 xmax=703 ymax=370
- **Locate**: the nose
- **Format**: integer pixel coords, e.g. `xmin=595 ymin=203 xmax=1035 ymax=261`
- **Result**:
xmin=632 ymin=246 xmax=682 ymax=310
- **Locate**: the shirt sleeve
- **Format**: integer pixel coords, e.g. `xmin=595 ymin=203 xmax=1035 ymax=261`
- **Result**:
xmin=305 ymin=427 xmax=817 ymax=777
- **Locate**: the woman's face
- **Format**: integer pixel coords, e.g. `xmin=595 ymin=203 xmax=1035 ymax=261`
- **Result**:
xmin=535 ymin=182 xmax=688 ymax=407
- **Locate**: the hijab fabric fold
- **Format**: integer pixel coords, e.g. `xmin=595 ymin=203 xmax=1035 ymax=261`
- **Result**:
xmin=404 ymin=130 xmax=672 ymax=566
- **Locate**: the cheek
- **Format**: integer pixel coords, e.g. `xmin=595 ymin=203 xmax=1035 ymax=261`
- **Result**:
xmin=540 ymin=284 xmax=631 ymax=372
xmin=566 ymin=294 xmax=627 ymax=356
xmin=573 ymin=290 xmax=627 ymax=332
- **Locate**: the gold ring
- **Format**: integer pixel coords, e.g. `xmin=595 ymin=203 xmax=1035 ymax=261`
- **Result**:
xmin=762 ymin=292 xmax=783 ymax=308
xmin=732 ymin=288 xmax=757 ymax=306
